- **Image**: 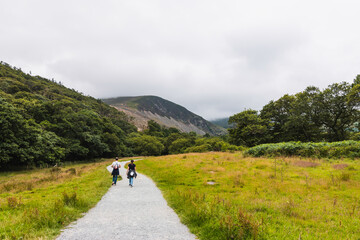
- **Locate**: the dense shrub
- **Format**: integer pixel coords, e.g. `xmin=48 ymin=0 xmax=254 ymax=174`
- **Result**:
xmin=127 ymin=134 xmax=165 ymax=156
xmin=245 ymin=140 xmax=360 ymax=159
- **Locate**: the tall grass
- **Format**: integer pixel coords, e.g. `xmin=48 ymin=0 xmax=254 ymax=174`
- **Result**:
xmin=137 ymin=152 xmax=360 ymax=239
xmin=0 ymin=159 xmax=115 ymax=239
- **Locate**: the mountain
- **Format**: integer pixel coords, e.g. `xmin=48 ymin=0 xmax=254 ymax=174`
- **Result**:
xmin=210 ymin=117 xmax=231 ymax=129
xmin=102 ymin=96 xmax=227 ymax=136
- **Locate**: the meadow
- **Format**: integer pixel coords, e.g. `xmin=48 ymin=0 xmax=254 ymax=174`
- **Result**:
xmin=0 ymin=160 xmax=115 ymax=239
xmin=136 ymin=152 xmax=360 ymax=239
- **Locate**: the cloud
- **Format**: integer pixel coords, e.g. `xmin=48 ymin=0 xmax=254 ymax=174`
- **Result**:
xmin=1 ymin=0 xmax=360 ymax=119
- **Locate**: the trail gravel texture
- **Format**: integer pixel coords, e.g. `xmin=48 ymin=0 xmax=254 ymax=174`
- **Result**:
xmin=57 ymin=161 xmax=197 ymax=240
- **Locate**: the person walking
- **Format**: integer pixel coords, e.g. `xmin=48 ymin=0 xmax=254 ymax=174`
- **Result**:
xmin=111 ymin=157 xmax=120 ymax=185
xmin=127 ymin=160 xmax=137 ymax=187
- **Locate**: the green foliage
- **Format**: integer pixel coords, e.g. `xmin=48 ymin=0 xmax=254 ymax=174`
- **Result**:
xmin=134 ymin=121 xmax=240 ymax=155
xmin=127 ymin=133 xmax=165 ymax=156
xmin=245 ymin=140 xmax=360 ymax=159
xmin=184 ymin=138 xmax=241 ymax=153
xmin=260 ymin=90 xmax=322 ymax=142
xmin=228 ymin=109 xmax=270 ymax=147
xmin=229 ymin=77 xmax=360 ymax=146
xmin=0 ymin=97 xmax=65 ymax=168
xmin=315 ymin=82 xmax=358 ymax=141
xmin=184 ymin=144 xmax=212 ymax=153
xmin=169 ymin=138 xmax=194 ymax=154
xmin=0 ymin=62 xmax=137 ymax=169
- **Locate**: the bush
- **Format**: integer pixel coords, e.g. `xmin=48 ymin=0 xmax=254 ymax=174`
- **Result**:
xmin=128 ymin=134 xmax=164 ymax=156
xmin=245 ymin=140 xmax=360 ymax=159
xmin=185 ymin=144 xmax=212 ymax=153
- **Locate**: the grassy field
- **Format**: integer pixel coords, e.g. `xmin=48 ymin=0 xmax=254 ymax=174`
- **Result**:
xmin=0 ymin=159 xmax=115 ymax=239
xmin=136 ymin=152 xmax=360 ymax=239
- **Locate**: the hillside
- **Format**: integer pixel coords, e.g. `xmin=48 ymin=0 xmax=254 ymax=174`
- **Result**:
xmin=102 ymin=96 xmax=227 ymax=136
xmin=210 ymin=117 xmax=230 ymax=129
xmin=0 ymin=62 xmax=137 ymax=169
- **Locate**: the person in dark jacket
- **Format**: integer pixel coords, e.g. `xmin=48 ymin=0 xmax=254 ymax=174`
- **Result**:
xmin=111 ymin=157 xmax=120 ymax=185
xmin=127 ymin=160 xmax=136 ymax=187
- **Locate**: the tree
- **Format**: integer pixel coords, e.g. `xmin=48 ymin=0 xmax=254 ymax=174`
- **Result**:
xmin=168 ymin=138 xmax=193 ymax=154
xmin=314 ymin=82 xmax=358 ymax=141
xmin=348 ymin=75 xmax=360 ymax=109
xmin=260 ymin=95 xmax=295 ymax=142
xmin=0 ymin=98 xmax=64 ymax=168
xmin=144 ymin=120 xmax=164 ymax=137
xmin=228 ymin=109 xmax=270 ymax=147
xmin=128 ymin=134 xmax=164 ymax=156
xmin=289 ymin=86 xmax=323 ymax=142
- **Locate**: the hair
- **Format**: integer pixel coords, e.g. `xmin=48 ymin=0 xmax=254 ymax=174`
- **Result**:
xmin=116 ymin=157 xmax=119 ymax=160
xmin=131 ymin=160 xmax=134 ymax=163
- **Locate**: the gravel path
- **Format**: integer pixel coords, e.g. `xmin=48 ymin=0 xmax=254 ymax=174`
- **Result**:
xmin=57 ymin=161 xmax=197 ymax=240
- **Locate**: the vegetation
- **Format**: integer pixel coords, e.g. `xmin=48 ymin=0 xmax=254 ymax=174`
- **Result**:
xmin=137 ymin=152 xmax=360 ymax=240
xmin=228 ymin=76 xmax=360 ymax=146
xmin=0 ymin=62 xmax=137 ymax=169
xmin=210 ymin=117 xmax=231 ymax=129
xmin=245 ymin=140 xmax=360 ymax=159
xmin=0 ymin=159 xmax=114 ymax=239
xmin=0 ymin=62 xmax=238 ymax=170
xmin=228 ymin=110 xmax=270 ymax=147
xmin=127 ymin=120 xmax=241 ymax=156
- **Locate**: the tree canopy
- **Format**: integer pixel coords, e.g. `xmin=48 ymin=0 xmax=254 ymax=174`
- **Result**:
xmin=229 ymin=76 xmax=360 ymax=146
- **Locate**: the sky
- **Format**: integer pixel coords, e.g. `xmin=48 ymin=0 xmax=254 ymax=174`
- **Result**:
xmin=1 ymin=0 xmax=360 ymax=120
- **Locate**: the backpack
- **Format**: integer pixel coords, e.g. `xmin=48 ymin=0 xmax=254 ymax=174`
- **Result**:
xmin=113 ymin=162 xmax=119 ymax=169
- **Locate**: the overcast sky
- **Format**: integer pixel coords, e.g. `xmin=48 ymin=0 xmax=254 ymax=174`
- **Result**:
xmin=1 ymin=0 xmax=360 ymax=120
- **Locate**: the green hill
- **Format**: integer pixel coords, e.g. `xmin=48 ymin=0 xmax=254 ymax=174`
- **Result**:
xmin=0 ymin=62 xmax=137 ymax=169
xmin=102 ymin=96 xmax=227 ymax=136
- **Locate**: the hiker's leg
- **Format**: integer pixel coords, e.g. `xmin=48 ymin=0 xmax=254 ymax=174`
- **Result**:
xmin=130 ymin=177 xmax=134 ymax=186
xmin=114 ymin=175 xmax=118 ymax=184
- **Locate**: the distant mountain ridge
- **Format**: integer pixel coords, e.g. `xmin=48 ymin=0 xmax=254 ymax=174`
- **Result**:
xmin=102 ymin=96 xmax=227 ymax=136
xmin=210 ymin=117 xmax=231 ymax=129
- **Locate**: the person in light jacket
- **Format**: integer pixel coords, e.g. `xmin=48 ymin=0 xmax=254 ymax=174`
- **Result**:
xmin=111 ymin=157 xmax=120 ymax=185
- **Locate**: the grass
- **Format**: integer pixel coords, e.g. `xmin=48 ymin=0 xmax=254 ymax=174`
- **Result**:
xmin=0 ymin=159 xmax=116 ymax=239
xmin=136 ymin=152 xmax=360 ymax=240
